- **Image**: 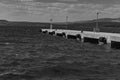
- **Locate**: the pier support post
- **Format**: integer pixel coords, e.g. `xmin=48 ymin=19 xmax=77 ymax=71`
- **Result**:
xmin=104 ymin=36 xmax=111 ymax=52
xmin=104 ymin=43 xmax=111 ymax=52
xmin=81 ymin=33 xmax=84 ymax=42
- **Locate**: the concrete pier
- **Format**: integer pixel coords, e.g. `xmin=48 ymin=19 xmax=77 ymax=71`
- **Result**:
xmin=42 ymin=29 xmax=120 ymax=49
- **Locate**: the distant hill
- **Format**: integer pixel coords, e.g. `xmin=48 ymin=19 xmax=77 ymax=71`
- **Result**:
xmin=52 ymin=18 xmax=120 ymax=27
xmin=51 ymin=18 xmax=120 ymax=33
xmin=1 ymin=18 xmax=120 ymax=33
xmin=0 ymin=18 xmax=120 ymax=27
xmin=73 ymin=18 xmax=120 ymax=23
xmin=0 ymin=20 xmax=50 ymax=28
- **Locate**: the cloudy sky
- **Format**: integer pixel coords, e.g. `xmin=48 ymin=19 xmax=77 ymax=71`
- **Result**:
xmin=0 ymin=0 xmax=120 ymax=22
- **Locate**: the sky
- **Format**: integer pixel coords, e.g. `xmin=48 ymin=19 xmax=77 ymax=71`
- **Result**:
xmin=0 ymin=0 xmax=120 ymax=22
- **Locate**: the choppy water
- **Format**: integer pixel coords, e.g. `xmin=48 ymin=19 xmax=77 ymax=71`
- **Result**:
xmin=0 ymin=35 xmax=120 ymax=80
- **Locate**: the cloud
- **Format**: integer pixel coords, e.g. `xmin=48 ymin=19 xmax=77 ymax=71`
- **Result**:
xmin=0 ymin=0 xmax=119 ymax=22
xmin=33 ymin=0 xmax=120 ymax=4
xmin=60 ymin=0 xmax=78 ymax=1
xmin=0 ymin=0 xmax=105 ymax=21
xmin=100 ymin=5 xmax=120 ymax=18
xmin=20 ymin=0 xmax=33 ymax=1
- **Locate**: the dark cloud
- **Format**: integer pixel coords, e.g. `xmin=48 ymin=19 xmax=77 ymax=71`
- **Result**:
xmin=0 ymin=0 xmax=22 ymax=5
xmin=34 ymin=0 xmax=120 ymax=4
xmin=34 ymin=0 xmax=60 ymax=3
xmin=77 ymin=0 xmax=120 ymax=4
xmin=0 ymin=0 xmax=119 ymax=5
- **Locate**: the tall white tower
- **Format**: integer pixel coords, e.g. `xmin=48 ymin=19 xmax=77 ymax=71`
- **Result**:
xmin=93 ymin=12 xmax=100 ymax=32
xmin=50 ymin=18 xmax=53 ymax=29
xmin=96 ymin=12 xmax=100 ymax=32
xmin=66 ymin=16 xmax=68 ymax=30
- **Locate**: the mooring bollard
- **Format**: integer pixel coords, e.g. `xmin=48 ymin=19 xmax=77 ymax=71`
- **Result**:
xmin=76 ymin=34 xmax=81 ymax=41
xmin=98 ymin=36 xmax=111 ymax=52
